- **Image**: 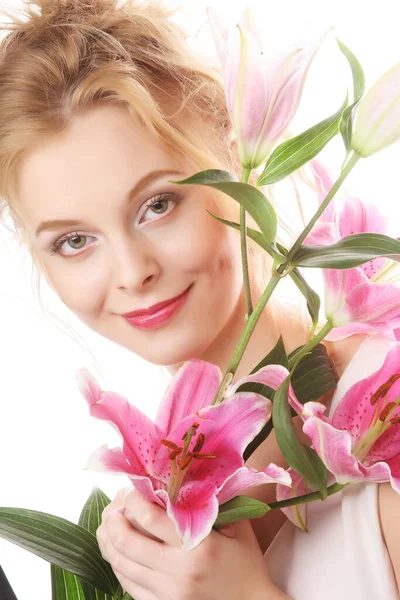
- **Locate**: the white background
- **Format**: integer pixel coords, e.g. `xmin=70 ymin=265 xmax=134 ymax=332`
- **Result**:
xmin=1 ymin=0 xmax=400 ymax=598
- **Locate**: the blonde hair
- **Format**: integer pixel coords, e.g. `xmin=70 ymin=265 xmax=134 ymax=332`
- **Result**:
xmin=0 ymin=0 xmax=312 ymax=370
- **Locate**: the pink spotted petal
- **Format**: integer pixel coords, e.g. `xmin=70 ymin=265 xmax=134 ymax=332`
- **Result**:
xmin=384 ymin=454 xmax=400 ymax=493
xmin=345 ymin=281 xmax=400 ymax=328
xmin=157 ymin=481 xmax=219 ymax=550
xmin=304 ymin=222 xmax=340 ymax=246
xmin=165 ymin=393 xmax=271 ymax=489
xmin=276 ymin=468 xmax=308 ymax=531
xmin=300 ymin=400 xmax=328 ymax=421
xmin=324 ymin=321 xmax=397 ymax=342
xmin=366 ymin=423 xmax=400 ymax=465
xmin=77 ymin=368 xmax=102 ymax=407
xmin=155 ymin=360 xmax=222 ymax=435
xmin=339 ymin=195 xmax=388 ymax=239
xmin=216 ymin=464 xmax=291 ymax=505
xmin=324 ymin=268 xmax=367 ymax=325
xmin=227 ymin=364 xmax=295 ymax=401
xmin=77 ymin=369 xmax=160 ymax=475
xmin=227 ymin=364 xmax=306 ymax=425
xmin=128 ymin=476 xmax=167 ymax=507
xmin=86 ymin=445 xmax=140 ymax=476
xmin=332 ymin=343 xmax=400 ymax=440
xmin=302 ymin=417 xmax=366 ymax=483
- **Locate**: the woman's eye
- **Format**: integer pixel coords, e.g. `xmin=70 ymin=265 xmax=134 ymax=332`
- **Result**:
xmin=139 ymin=193 xmax=177 ymax=224
xmin=50 ymin=233 xmax=94 ymax=256
xmin=49 ymin=194 xmax=178 ymax=257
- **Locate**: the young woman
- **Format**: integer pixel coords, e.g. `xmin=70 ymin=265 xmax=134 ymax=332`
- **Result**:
xmin=0 ymin=1 xmax=399 ymax=598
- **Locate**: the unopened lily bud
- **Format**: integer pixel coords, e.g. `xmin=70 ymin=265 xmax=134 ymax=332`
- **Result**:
xmin=351 ymin=62 xmax=400 ymax=157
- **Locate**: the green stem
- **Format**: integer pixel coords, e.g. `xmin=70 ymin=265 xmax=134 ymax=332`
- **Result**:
xmin=288 ymin=320 xmax=334 ymax=371
xmin=212 ymin=274 xmax=281 ymax=405
xmin=269 ymin=482 xmax=345 ymax=510
xmin=241 ymin=167 xmax=253 ymax=318
xmin=286 ymin=152 xmax=360 ymax=263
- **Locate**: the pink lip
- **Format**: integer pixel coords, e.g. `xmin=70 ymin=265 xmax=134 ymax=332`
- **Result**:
xmin=122 ymin=285 xmax=192 ymax=330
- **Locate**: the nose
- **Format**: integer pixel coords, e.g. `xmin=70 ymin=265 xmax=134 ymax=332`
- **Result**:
xmin=112 ymin=235 xmax=160 ymax=293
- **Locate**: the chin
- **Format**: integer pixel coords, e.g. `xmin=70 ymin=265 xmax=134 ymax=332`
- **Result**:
xmin=133 ymin=331 xmax=215 ymax=369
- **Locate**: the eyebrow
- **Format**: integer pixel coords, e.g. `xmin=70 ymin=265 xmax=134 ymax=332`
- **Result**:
xmin=35 ymin=168 xmax=184 ymax=237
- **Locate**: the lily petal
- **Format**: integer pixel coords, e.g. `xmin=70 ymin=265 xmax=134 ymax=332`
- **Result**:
xmin=276 ymin=468 xmax=308 ymax=531
xmin=158 ymin=481 xmax=219 ymax=550
xmin=166 ymin=393 xmax=272 ymax=489
xmin=216 ymin=464 xmax=291 ymax=505
xmin=77 ymin=370 xmax=161 ymax=475
xmin=346 ymin=281 xmax=400 ymax=328
xmin=332 ymin=343 xmax=400 ymax=439
xmin=303 ymin=417 xmax=367 ymax=483
xmin=155 ymin=360 xmax=222 ymax=435
xmin=86 ymin=445 xmax=138 ymax=475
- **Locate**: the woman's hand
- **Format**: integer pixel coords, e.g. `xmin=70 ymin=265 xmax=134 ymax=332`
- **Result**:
xmin=97 ymin=487 xmax=289 ymax=600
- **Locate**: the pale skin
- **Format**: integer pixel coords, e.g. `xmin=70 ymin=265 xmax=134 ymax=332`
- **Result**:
xmin=14 ymin=103 xmax=400 ymax=598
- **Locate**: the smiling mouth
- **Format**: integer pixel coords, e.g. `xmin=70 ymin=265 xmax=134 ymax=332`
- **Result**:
xmin=121 ymin=284 xmax=193 ymax=330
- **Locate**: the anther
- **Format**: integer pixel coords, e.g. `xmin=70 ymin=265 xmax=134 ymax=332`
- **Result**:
xmin=379 ymin=401 xmax=397 ymax=422
xmin=182 ymin=422 xmax=200 ymax=441
xmin=371 ymin=374 xmax=400 ymax=405
xmin=192 ymin=433 xmax=205 ymax=453
xmin=192 ymin=453 xmax=217 ymax=459
xmin=179 ymin=454 xmax=194 ymax=471
xmin=169 ymin=447 xmax=183 ymax=460
xmin=161 ymin=439 xmax=178 ymax=449
xmin=390 ymin=416 xmax=400 ymax=425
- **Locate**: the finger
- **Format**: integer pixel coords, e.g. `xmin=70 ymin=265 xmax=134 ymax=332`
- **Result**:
xmin=103 ymin=508 xmax=171 ymax=570
xmin=96 ymin=506 xmax=125 ymax=559
xmin=102 ymin=486 xmax=130 ymax=519
xmin=124 ymin=488 xmax=181 ymax=546
xmin=217 ymin=523 xmax=235 ymax=538
xmin=114 ymin=570 xmax=159 ymax=600
xmin=230 ymin=518 xmax=260 ymax=548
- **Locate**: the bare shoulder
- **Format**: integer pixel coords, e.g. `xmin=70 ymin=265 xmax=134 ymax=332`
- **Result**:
xmin=378 ymin=482 xmax=400 ymax=592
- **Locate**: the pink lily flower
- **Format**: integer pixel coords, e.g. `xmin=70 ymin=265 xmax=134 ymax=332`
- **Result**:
xmin=206 ymin=7 xmax=330 ymax=169
xmin=351 ymin=62 xmax=400 ymax=157
xmin=77 ymin=360 xmax=291 ymax=550
xmin=294 ymin=341 xmax=400 ymax=494
xmin=305 ymin=160 xmax=400 ymax=341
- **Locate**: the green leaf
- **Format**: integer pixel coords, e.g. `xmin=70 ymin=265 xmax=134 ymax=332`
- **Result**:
xmin=302 ymin=446 xmax=329 ymax=499
xmin=214 ymin=496 xmax=270 ymax=529
xmin=173 ymin=170 xmax=277 ymax=246
xmin=51 ymin=564 xmax=86 ymax=600
xmin=242 ymin=337 xmax=288 ymax=462
xmin=78 ymin=488 xmax=111 ymax=534
xmin=78 ymin=488 xmax=116 ymax=600
xmin=289 ymin=268 xmax=321 ymax=331
xmin=205 ymin=212 xmax=288 ymax=266
xmin=289 ymin=343 xmax=338 ymax=403
xmin=272 ymin=376 xmax=328 ymax=494
xmin=251 ymin=335 xmax=289 ymax=373
xmin=0 ymin=508 xmax=118 ymax=596
xmin=336 ymin=38 xmax=365 ymax=151
xmin=292 ymin=233 xmax=400 ymax=268
xmin=256 ymin=96 xmax=348 ymax=186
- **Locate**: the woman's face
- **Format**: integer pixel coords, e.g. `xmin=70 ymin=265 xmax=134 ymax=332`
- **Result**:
xmin=15 ymin=104 xmax=246 ymax=367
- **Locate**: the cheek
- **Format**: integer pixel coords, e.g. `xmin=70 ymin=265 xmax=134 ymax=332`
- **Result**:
xmin=43 ymin=259 xmax=110 ymax=322
xmin=160 ymin=207 xmax=242 ymax=283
